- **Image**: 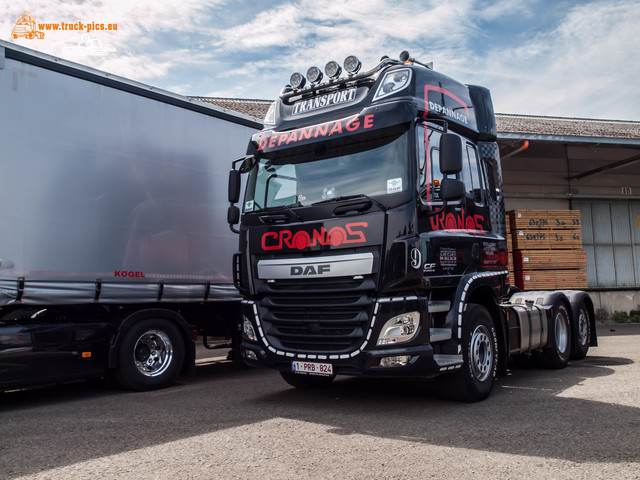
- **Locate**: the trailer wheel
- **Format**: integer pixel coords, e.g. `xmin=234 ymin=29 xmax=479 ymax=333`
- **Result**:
xmin=571 ymin=301 xmax=590 ymax=360
xmin=114 ymin=318 xmax=185 ymax=391
xmin=280 ymin=371 xmax=335 ymax=389
xmin=536 ymin=303 xmax=571 ymax=369
xmin=439 ymin=304 xmax=498 ymax=402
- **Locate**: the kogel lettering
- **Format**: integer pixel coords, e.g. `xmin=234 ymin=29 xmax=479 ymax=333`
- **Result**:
xmin=261 ymin=222 xmax=368 ymax=251
xmin=114 ymin=270 xmax=145 ymax=278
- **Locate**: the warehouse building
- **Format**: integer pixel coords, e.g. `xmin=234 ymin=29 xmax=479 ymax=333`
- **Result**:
xmin=195 ymin=97 xmax=640 ymax=319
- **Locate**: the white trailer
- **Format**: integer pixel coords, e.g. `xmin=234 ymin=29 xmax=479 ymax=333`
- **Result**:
xmin=0 ymin=40 xmax=260 ymax=390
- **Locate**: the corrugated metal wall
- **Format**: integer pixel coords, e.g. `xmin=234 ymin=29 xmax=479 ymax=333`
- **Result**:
xmin=574 ymin=200 xmax=640 ymax=287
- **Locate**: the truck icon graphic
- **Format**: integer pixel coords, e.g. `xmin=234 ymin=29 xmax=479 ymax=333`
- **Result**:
xmin=11 ymin=12 xmax=44 ymax=40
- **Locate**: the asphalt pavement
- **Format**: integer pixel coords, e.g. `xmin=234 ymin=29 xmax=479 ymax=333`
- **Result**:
xmin=1 ymin=324 xmax=639 ymax=479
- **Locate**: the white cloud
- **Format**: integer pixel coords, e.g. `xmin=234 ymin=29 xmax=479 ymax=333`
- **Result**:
xmin=476 ymin=1 xmax=640 ymax=119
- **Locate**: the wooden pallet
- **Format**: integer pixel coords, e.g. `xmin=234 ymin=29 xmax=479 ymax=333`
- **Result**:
xmin=515 ymin=269 xmax=588 ymax=290
xmin=512 ymin=250 xmax=586 ymax=270
xmin=508 ymin=210 xmax=581 ymax=230
xmin=511 ymin=229 xmax=583 ymax=250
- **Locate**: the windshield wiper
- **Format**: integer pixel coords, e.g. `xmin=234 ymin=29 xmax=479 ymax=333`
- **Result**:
xmin=312 ymin=194 xmax=386 ymax=211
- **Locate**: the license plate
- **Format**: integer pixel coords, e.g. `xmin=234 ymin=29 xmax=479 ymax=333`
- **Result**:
xmin=291 ymin=360 xmax=333 ymax=376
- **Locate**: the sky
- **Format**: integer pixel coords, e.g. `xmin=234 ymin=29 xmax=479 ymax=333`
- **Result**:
xmin=2 ymin=0 xmax=639 ymax=121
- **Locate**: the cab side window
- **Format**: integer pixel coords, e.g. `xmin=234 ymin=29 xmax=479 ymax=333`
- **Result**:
xmin=417 ymin=124 xmax=444 ymax=201
xmin=461 ymin=144 xmax=483 ymax=205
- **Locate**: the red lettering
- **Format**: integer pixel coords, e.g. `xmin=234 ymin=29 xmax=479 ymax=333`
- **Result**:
xmin=299 ymin=128 xmax=313 ymax=141
xmin=268 ymin=136 xmax=277 ymax=148
xmin=258 ymin=138 xmax=268 ymax=150
xmin=292 ymin=231 xmax=311 ymax=250
xmin=281 ymin=230 xmax=293 ymax=248
xmin=277 ymin=133 xmax=289 ymax=146
xmin=312 ymin=227 xmax=329 ymax=246
xmin=445 ymin=213 xmax=457 ymax=230
xmin=474 ymin=215 xmax=485 ymax=230
xmin=114 ymin=271 xmax=121 ymax=277
xmin=327 ymin=226 xmax=347 ymax=247
xmin=314 ymin=124 xmax=329 ymax=138
xmin=328 ymin=121 xmax=342 ymax=136
xmin=262 ymin=231 xmax=280 ymax=250
xmin=260 ymin=222 xmax=368 ymax=251
xmin=345 ymin=117 xmax=360 ymax=131
xmin=286 ymin=131 xmax=298 ymax=144
xmin=344 ymin=222 xmax=368 ymax=243
xmin=364 ymin=114 xmax=374 ymax=128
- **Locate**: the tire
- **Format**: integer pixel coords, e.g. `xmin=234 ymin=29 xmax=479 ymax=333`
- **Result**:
xmin=280 ymin=371 xmax=335 ymax=389
xmin=114 ymin=318 xmax=185 ymax=391
xmin=571 ymin=301 xmax=590 ymax=360
xmin=439 ymin=304 xmax=498 ymax=402
xmin=536 ymin=303 xmax=571 ymax=369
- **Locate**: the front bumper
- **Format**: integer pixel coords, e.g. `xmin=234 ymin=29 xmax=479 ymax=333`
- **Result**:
xmin=240 ymin=296 xmax=459 ymax=377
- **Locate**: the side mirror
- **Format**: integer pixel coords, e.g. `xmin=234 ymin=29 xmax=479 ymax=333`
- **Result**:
xmin=440 ymin=133 xmax=462 ymax=174
xmin=239 ymin=155 xmax=257 ymax=173
xmin=228 ymin=170 xmax=241 ymax=203
xmin=440 ymin=178 xmax=465 ymax=202
xmin=227 ymin=205 xmax=240 ymax=226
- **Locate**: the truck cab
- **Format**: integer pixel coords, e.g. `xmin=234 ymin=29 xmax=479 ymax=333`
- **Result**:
xmin=228 ymin=52 xmax=595 ymax=401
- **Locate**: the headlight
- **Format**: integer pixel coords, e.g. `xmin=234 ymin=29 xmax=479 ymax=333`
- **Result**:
xmin=373 ymin=68 xmax=412 ymax=101
xmin=243 ymin=315 xmax=257 ymax=342
xmin=377 ymin=311 xmax=420 ymax=345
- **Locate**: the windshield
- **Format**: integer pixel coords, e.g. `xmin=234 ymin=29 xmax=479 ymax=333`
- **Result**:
xmin=243 ymin=125 xmax=410 ymax=211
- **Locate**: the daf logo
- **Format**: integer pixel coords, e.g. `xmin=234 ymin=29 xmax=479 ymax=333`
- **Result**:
xmin=410 ymin=248 xmax=422 ymax=270
xmin=291 ymin=264 xmax=331 ymax=276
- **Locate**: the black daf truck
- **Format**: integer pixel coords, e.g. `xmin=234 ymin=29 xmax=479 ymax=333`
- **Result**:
xmin=227 ymin=52 xmax=597 ymax=401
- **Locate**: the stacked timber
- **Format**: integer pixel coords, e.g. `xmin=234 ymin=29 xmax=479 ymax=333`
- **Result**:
xmin=507 ymin=210 xmax=588 ymax=290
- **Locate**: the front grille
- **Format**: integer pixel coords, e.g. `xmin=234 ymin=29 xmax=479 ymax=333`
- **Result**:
xmin=258 ymin=278 xmax=375 ymax=354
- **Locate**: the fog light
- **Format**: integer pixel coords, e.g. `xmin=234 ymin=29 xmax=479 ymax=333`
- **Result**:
xmin=325 ymin=60 xmax=341 ymax=79
xmin=245 ymin=350 xmax=258 ymax=361
xmin=307 ymin=66 xmax=323 ymax=84
xmin=380 ymin=355 xmax=411 ymax=367
xmin=243 ymin=315 xmax=257 ymax=342
xmin=377 ymin=311 xmax=419 ymax=345
xmin=290 ymin=72 xmax=306 ymax=89
xmin=343 ymin=55 xmax=361 ymax=74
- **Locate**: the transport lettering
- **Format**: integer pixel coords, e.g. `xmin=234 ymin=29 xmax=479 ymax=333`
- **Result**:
xmin=292 ymin=88 xmax=357 ymax=115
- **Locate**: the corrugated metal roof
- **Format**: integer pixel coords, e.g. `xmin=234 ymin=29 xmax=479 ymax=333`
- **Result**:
xmin=193 ymin=97 xmax=640 ymax=141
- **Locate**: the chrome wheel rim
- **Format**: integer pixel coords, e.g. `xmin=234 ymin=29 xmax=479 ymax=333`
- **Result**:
xmin=470 ymin=325 xmax=493 ymax=382
xmin=555 ymin=311 xmax=569 ymax=354
xmin=577 ymin=310 xmax=588 ymax=346
xmin=133 ymin=329 xmax=174 ymax=377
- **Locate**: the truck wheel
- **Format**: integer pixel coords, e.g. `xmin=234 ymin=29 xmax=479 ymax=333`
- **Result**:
xmin=114 ymin=318 xmax=185 ymax=391
xmin=536 ymin=303 xmax=571 ymax=369
xmin=439 ymin=304 xmax=498 ymax=402
xmin=280 ymin=371 xmax=335 ymax=389
xmin=571 ymin=301 xmax=590 ymax=360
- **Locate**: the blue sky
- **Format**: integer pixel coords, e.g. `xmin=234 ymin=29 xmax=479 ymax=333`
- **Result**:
xmin=3 ymin=0 xmax=639 ymax=120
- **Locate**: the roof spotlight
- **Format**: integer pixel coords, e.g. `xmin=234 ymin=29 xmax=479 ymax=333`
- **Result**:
xmin=325 ymin=60 xmax=342 ymax=79
xmin=290 ymin=72 xmax=306 ymax=89
xmin=344 ymin=55 xmax=362 ymax=74
xmin=307 ymin=66 xmax=323 ymax=84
